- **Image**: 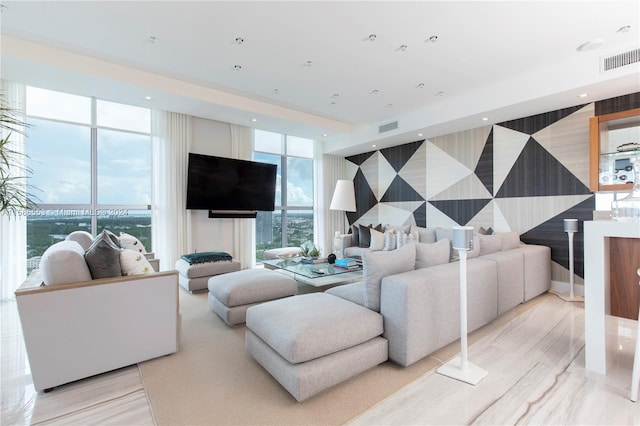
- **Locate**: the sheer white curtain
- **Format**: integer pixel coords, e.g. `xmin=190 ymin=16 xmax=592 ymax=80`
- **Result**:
xmin=230 ymin=124 xmax=254 ymax=269
xmin=318 ymin=154 xmax=349 ymax=256
xmin=0 ymin=81 xmax=27 ymax=300
xmin=151 ymin=110 xmax=192 ymax=271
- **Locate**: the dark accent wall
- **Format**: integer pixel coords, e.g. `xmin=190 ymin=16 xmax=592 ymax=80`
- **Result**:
xmin=345 ymin=92 xmax=640 ymax=283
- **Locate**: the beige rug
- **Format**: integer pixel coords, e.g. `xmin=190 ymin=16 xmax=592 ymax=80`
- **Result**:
xmin=138 ymin=289 xmax=446 ymax=425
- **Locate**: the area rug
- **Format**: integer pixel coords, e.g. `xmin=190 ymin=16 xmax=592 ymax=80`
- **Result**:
xmin=138 ymin=289 xmax=446 ymax=425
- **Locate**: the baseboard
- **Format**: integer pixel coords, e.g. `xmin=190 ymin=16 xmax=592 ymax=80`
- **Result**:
xmin=550 ymin=280 xmax=584 ymax=297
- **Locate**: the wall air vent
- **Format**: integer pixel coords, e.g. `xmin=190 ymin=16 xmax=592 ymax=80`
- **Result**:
xmin=602 ymin=48 xmax=640 ymax=72
xmin=379 ymin=121 xmax=398 ymax=133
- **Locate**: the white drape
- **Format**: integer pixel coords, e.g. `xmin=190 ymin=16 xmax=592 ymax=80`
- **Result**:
xmin=319 ymin=154 xmax=349 ymax=256
xmin=230 ymin=124 xmax=254 ymax=269
xmin=151 ymin=110 xmax=192 ymax=271
xmin=0 ymin=81 xmax=27 ymax=300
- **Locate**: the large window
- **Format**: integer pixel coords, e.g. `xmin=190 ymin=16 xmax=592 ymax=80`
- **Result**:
xmin=254 ymin=130 xmax=314 ymax=262
xmin=24 ymin=87 xmax=151 ymax=272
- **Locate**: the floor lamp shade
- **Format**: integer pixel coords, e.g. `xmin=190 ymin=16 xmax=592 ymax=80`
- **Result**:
xmin=329 ymin=180 xmax=356 ymax=212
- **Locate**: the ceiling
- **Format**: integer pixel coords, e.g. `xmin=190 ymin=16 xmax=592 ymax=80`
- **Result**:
xmin=1 ymin=1 xmax=639 ymax=156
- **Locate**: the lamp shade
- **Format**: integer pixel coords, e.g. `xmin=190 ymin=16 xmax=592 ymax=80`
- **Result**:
xmin=329 ymin=180 xmax=356 ymax=212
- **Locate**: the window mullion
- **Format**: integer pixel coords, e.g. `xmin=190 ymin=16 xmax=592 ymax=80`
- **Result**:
xmin=90 ymin=97 xmax=98 ymax=236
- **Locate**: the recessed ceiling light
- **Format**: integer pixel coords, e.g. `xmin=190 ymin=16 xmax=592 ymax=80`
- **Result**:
xmin=303 ymin=60 xmax=313 ymax=67
xmin=331 ymin=93 xmax=340 ymax=99
xmin=235 ymin=37 xmax=244 ymax=45
xmin=272 ymin=89 xmax=279 ymax=95
xmin=144 ymin=96 xmax=151 ymax=100
xmin=148 ymin=35 xmax=158 ymax=44
xmin=576 ymin=39 xmax=604 ymax=51
xmin=578 ymin=93 xmax=589 ymax=98
xmin=418 ymin=133 xmax=423 ymax=137
xmin=397 ymin=44 xmax=408 ymax=52
xmin=482 ymin=117 xmax=489 ymax=121
xmin=366 ymin=34 xmax=377 ymax=42
xmin=426 ymin=35 xmax=438 ymax=43
xmin=251 ymin=118 xmax=257 ymax=122
xmin=617 ymin=25 xmax=631 ymax=33
xmin=372 ymin=144 xmax=377 ymax=148
xmin=369 ymin=89 xmax=379 ymax=95
xmin=323 ymin=133 xmax=328 ymax=137
xmin=233 ymin=64 xmax=242 ymax=71
xmin=435 ymin=91 xmax=444 ymax=97
xmin=416 ymin=83 xmax=425 ymax=89
xmin=329 ymin=102 xmax=336 ymax=107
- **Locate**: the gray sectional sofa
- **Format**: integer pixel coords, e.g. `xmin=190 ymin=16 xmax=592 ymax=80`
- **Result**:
xmin=245 ymin=225 xmax=550 ymax=400
xmin=329 ymin=226 xmax=551 ymax=367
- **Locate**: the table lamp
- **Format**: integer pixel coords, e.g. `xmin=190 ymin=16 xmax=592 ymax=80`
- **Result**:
xmin=329 ymin=180 xmax=356 ymax=259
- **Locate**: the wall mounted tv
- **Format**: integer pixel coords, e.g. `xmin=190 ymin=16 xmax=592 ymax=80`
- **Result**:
xmin=186 ymin=153 xmax=277 ymax=219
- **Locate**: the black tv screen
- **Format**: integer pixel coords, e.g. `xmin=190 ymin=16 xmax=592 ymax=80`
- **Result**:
xmin=186 ymin=153 xmax=277 ymax=212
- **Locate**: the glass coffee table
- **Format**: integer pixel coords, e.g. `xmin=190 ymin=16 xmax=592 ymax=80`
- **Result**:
xmin=262 ymin=258 xmax=363 ymax=288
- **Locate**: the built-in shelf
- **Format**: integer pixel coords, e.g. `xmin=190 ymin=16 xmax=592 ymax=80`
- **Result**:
xmin=589 ymin=108 xmax=640 ymax=192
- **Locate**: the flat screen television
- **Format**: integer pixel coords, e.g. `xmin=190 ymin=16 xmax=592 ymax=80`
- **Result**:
xmin=186 ymin=153 xmax=277 ymax=217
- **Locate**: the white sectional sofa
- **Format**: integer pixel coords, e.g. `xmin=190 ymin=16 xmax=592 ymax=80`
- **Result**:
xmin=246 ymin=226 xmax=550 ymax=401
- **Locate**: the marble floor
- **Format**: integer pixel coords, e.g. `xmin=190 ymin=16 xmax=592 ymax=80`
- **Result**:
xmin=1 ymin=293 xmax=639 ymax=425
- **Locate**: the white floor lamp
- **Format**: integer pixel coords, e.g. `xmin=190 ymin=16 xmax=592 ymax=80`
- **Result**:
xmin=557 ymin=218 xmax=584 ymax=302
xmin=437 ymin=226 xmax=488 ymax=385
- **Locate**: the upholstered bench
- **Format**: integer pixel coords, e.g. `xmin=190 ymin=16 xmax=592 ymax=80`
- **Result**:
xmin=208 ymin=268 xmax=297 ymax=326
xmin=175 ymin=258 xmax=241 ymax=292
xmin=245 ymin=293 xmax=388 ymax=401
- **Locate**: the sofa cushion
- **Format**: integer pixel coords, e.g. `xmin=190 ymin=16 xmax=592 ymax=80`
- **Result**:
xmin=84 ymin=230 xmax=122 ymax=279
xmin=396 ymin=230 xmax=419 ymax=248
xmin=325 ymin=281 xmax=365 ymax=306
xmin=350 ymin=224 xmax=360 ymax=247
xmin=415 ymin=238 xmax=450 ymax=269
xmin=500 ymin=231 xmax=521 ymax=251
xmin=363 ymin=242 xmax=416 ymax=312
xmin=383 ymin=229 xmax=397 ymax=251
xmin=120 ymin=249 xmax=153 ymax=276
xmin=65 ymin=231 xmax=94 ymax=251
xmin=384 ymin=224 xmax=411 ymax=234
xmin=39 ymin=241 xmax=93 ymax=286
xmin=370 ymin=228 xmax=385 ymax=251
xmin=119 ymin=232 xmax=147 ymax=253
xmin=246 ymin=293 xmax=383 ymax=364
xmin=479 ymin=233 xmax=502 ymax=256
xmin=411 ymin=225 xmax=437 ymax=243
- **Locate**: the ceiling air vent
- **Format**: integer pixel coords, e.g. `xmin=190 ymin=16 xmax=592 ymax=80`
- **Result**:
xmin=602 ymin=48 xmax=640 ymax=72
xmin=379 ymin=121 xmax=398 ymax=133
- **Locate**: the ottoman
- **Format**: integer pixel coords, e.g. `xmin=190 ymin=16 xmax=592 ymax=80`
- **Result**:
xmin=245 ymin=293 xmax=388 ymax=401
xmin=175 ymin=258 xmax=241 ymax=292
xmin=208 ymin=268 xmax=297 ymax=326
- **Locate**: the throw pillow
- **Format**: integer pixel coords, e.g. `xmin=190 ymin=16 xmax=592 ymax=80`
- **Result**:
xmin=435 ymin=228 xmax=459 ymax=262
xmin=396 ymin=230 xmax=419 ymax=248
xmin=85 ymin=230 xmax=122 ymax=279
xmin=362 ymin=242 xmax=416 ymax=312
xmin=369 ymin=228 xmax=385 ymax=251
xmin=478 ymin=233 xmax=502 ymax=256
xmin=500 ymin=231 xmax=521 ymax=251
xmin=478 ymin=226 xmax=494 ymax=235
xmin=119 ymin=232 xmax=147 ymax=253
xmin=120 ymin=249 xmax=154 ymax=276
xmin=65 ymin=230 xmax=94 ymax=251
xmin=350 ymin=224 xmax=360 ymax=247
xmin=411 ymin=225 xmax=437 ymax=243
xmin=383 ymin=224 xmax=411 ymax=234
xmin=359 ymin=224 xmax=372 ymax=247
xmin=415 ymin=239 xmax=450 ymax=269
xmin=39 ymin=241 xmax=93 ymax=285
xmin=468 ymin=234 xmax=481 ymax=258
xmin=383 ymin=229 xmax=397 ymax=251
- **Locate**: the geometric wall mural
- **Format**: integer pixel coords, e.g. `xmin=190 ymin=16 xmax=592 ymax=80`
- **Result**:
xmin=345 ymin=96 xmax=638 ymax=283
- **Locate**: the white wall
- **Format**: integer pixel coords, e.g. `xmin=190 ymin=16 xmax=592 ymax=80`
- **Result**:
xmin=188 ymin=117 xmax=238 ymax=256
